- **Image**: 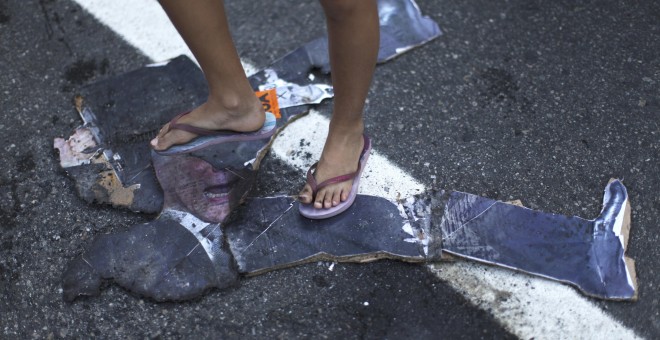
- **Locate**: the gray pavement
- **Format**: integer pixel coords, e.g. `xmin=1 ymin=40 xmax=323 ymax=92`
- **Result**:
xmin=1 ymin=0 xmax=658 ymax=338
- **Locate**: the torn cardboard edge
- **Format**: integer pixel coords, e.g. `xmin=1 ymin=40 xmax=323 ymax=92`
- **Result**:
xmin=242 ymin=251 xmax=428 ymax=278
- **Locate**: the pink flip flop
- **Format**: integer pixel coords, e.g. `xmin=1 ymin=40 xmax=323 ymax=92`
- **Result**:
xmin=155 ymin=111 xmax=277 ymax=155
xmin=299 ymin=134 xmax=372 ymax=219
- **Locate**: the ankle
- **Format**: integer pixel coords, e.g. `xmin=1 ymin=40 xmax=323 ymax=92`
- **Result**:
xmin=207 ymin=88 xmax=262 ymax=115
xmin=328 ymin=120 xmax=364 ymax=137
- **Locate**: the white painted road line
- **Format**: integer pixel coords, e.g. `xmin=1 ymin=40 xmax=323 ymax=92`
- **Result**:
xmin=71 ymin=0 xmax=258 ymax=75
xmin=71 ymin=0 xmax=640 ymax=338
xmin=72 ymin=0 xmax=189 ymax=62
xmin=430 ymin=262 xmax=639 ymax=339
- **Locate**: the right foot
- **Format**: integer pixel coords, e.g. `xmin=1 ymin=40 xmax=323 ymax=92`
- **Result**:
xmin=150 ymin=95 xmax=265 ymax=151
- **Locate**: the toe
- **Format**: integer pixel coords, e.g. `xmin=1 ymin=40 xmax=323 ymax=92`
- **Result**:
xmin=323 ymin=191 xmax=333 ymax=209
xmin=153 ymin=129 xmax=194 ymax=151
xmin=151 ymin=124 xmax=171 ymax=150
xmin=151 ymin=135 xmax=169 ymax=151
xmin=298 ymin=184 xmax=313 ymax=204
xmin=331 ymin=188 xmax=342 ymax=207
xmin=314 ymin=189 xmax=325 ymax=209
xmin=340 ymin=189 xmax=349 ymax=202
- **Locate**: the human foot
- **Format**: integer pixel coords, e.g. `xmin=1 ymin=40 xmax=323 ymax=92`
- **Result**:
xmin=150 ymin=95 xmax=266 ymax=152
xmin=298 ymin=131 xmax=369 ymax=211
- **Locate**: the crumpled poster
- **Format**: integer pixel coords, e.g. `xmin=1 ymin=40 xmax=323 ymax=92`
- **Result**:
xmin=56 ymin=0 xmax=636 ymax=302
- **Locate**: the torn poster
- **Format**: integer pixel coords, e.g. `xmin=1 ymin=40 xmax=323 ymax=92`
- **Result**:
xmin=62 ymin=179 xmax=637 ymax=302
xmin=62 ymin=193 xmax=443 ymax=302
xmin=427 ymin=180 xmax=636 ymax=300
xmin=53 ymin=56 xmax=311 ymax=214
xmin=56 ymin=0 xmax=637 ymax=303
xmin=225 ymin=195 xmax=443 ymax=276
xmin=274 ymin=0 xmax=442 ymax=75
xmin=62 ymin=213 xmax=238 ymax=301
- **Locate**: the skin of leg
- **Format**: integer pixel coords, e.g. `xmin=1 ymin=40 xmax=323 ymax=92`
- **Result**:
xmin=298 ymin=0 xmax=379 ymax=209
xmin=151 ymin=0 xmax=265 ymax=151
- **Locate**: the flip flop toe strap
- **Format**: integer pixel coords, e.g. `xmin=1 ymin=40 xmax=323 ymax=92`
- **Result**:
xmin=169 ymin=111 xmax=235 ymax=136
xmin=305 ymin=163 xmax=320 ymax=193
xmin=305 ymin=162 xmax=361 ymax=198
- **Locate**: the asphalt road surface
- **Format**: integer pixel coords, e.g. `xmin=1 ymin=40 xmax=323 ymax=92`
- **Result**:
xmin=0 ymin=0 xmax=658 ymax=338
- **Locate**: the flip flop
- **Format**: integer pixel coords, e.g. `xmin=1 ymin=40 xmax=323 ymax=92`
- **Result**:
xmin=299 ymin=134 xmax=371 ymax=219
xmin=155 ymin=111 xmax=277 ymax=155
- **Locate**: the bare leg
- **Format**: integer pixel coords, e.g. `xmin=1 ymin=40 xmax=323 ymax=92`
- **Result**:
xmin=298 ymin=0 xmax=379 ymax=209
xmin=151 ymin=0 xmax=265 ymax=151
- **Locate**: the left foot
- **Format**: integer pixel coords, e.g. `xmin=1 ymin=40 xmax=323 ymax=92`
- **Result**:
xmin=298 ymin=128 xmax=365 ymax=209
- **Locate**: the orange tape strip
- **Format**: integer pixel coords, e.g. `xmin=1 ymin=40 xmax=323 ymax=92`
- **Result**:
xmin=255 ymin=88 xmax=280 ymax=119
